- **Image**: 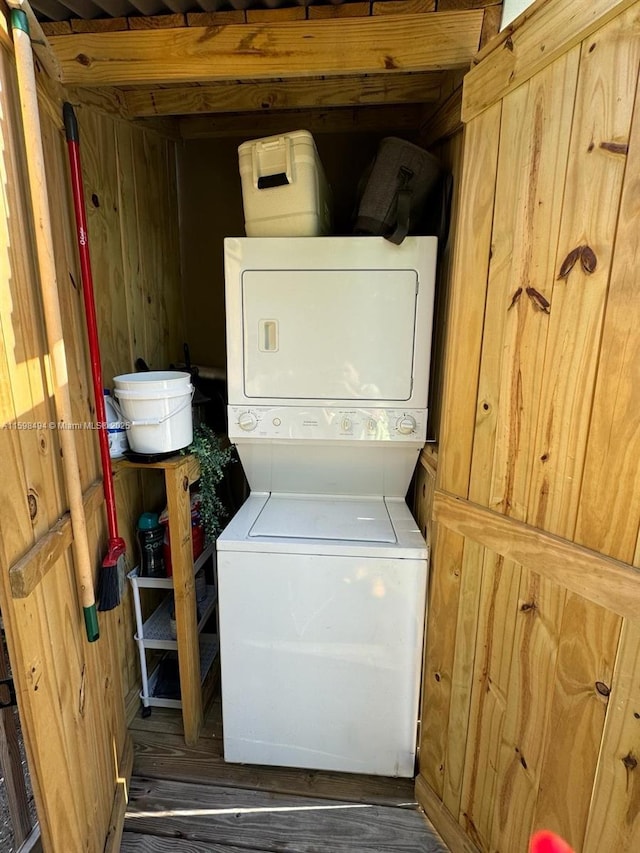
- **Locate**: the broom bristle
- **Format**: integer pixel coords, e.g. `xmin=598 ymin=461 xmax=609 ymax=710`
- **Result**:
xmin=97 ymin=542 xmax=127 ymax=612
xmin=97 ymin=562 xmax=120 ymax=611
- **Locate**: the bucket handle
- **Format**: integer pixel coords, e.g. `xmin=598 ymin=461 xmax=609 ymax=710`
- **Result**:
xmin=112 ymin=388 xmax=194 ymax=427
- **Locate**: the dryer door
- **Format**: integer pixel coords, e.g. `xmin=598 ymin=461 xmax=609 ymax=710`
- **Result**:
xmin=241 ymin=268 xmax=418 ymax=402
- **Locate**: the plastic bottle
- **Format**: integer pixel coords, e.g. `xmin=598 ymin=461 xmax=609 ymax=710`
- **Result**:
xmin=104 ymin=389 xmax=129 ymax=459
xmin=137 ymin=512 xmax=165 ymax=577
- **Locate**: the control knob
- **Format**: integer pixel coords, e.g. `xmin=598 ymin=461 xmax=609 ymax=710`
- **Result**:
xmin=237 ymin=411 xmax=258 ymax=431
xmin=396 ymin=415 xmax=417 ymax=435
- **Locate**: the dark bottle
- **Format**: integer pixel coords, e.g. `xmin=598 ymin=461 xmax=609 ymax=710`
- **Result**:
xmin=137 ymin=512 xmax=165 ymax=578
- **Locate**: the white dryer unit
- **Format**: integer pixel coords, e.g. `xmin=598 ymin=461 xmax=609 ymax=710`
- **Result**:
xmin=224 ymin=236 xmax=437 ymax=496
xmin=225 ymin=236 xmax=436 ymax=410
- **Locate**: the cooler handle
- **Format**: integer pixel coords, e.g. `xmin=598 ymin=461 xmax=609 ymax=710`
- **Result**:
xmin=252 ymin=135 xmax=293 ymax=190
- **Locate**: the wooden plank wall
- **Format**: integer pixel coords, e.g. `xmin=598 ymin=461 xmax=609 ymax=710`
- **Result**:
xmin=414 ymin=1 xmax=640 ymax=851
xmin=0 ymin=7 xmax=184 ymax=848
xmin=75 ymin=101 xmax=184 ymax=694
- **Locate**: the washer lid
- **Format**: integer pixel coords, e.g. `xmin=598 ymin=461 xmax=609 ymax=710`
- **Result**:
xmin=249 ymin=494 xmax=396 ymax=543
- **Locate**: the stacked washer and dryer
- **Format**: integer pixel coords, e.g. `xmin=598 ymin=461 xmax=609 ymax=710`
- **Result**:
xmin=217 ymin=235 xmax=437 ymax=778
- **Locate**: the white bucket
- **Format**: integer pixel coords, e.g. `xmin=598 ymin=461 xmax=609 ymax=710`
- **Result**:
xmin=113 ymin=371 xmax=193 ymax=454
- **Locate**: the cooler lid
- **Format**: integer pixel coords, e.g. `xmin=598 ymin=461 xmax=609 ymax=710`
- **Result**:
xmin=242 ymin=268 xmax=418 ymax=401
xmin=249 ymin=494 xmax=397 ymax=543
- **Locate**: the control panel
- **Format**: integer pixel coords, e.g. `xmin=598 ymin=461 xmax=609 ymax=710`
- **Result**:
xmin=227 ymin=406 xmax=427 ymax=442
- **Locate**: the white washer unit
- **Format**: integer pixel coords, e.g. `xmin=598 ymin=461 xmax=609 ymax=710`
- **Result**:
xmin=218 ymin=236 xmax=437 ymax=777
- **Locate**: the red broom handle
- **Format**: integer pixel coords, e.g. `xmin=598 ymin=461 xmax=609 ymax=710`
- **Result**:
xmin=63 ymin=103 xmax=119 ymax=540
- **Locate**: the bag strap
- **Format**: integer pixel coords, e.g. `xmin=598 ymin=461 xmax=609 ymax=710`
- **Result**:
xmin=387 ymin=188 xmax=411 ymax=245
xmin=386 ymin=165 xmax=414 ymax=245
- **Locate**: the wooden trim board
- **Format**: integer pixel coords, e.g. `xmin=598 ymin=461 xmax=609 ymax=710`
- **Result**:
xmin=419 ymin=84 xmax=463 ymax=145
xmin=415 ymin=774 xmax=481 ymax=853
xmin=177 ymin=104 xmax=424 ymax=139
xmin=9 ymin=479 xmax=104 ymax=599
xmin=462 ymin=0 xmax=639 ymax=121
xmin=48 ymin=13 xmax=483 ymax=87
xmin=433 ymin=489 xmax=640 ymax=619
xmin=121 ymin=72 xmax=444 ymax=118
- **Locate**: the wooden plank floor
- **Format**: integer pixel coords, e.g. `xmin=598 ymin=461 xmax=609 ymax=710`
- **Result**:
xmin=122 ymin=696 xmax=448 ymax=852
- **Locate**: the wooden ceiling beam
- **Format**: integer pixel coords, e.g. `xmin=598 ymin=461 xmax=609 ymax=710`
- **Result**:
xmin=121 ymin=72 xmax=444 ymax=117
xmin=176 ymin=103 xmax=425 ymax=139
xmin=49 ymin=11 xmax=483 ymax=87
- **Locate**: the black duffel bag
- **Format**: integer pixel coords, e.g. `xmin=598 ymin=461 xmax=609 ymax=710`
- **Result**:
xmin=354 ymin=137 xmax=446 ymax=245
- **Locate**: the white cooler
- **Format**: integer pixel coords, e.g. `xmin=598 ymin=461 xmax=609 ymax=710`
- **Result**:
xmin=238 ymin=130 xmax=332 ymax=237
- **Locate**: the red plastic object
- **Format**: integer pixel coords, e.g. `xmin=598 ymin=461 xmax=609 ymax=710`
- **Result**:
xmin=192 ymin=524 xmax=205 ymax=560
xmin=530 ymin=830 xmax=575 ymax=853
xmin=163 ymin=523 xmax=204 ymax=577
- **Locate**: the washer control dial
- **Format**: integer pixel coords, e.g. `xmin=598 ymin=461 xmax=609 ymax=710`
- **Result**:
xmin=396 ymin=415 xmax=417 ymax=435
xmin=237 ymin=411 xmax=258 ymax=431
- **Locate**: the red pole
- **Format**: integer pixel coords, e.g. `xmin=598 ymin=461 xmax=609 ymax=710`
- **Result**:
xmin=63 ymin=105 xmax=122 ymax=545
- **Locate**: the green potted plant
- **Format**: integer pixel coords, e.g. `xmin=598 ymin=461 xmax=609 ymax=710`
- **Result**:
xmin=183 ymin=424 xmax=234 ymax=542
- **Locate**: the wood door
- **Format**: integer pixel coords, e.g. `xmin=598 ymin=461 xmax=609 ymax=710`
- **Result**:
xmin=0 ymin=8 xmax=183 ymax=849
xmin=414 ymin=1 xmax=640 ymax=851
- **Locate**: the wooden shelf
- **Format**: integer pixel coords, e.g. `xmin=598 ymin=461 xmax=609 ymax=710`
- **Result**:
xmin=121 ymin=452 xmax=206 ymax=745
